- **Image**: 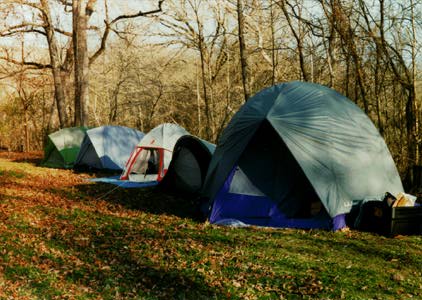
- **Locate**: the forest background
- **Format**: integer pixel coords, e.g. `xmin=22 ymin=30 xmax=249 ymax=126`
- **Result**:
xmin=0 ymin=0 xmax=421 ymax=189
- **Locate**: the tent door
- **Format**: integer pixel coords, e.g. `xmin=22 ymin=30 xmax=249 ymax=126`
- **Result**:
xmin=121 ymin=147 xmax=165 ymax=182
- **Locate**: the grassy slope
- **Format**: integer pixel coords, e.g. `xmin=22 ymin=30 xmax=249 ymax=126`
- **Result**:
xmin=0 ymin=152 xmax=421 ymax=300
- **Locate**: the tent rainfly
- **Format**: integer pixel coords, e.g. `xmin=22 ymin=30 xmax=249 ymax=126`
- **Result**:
xmin=120 ymin=123 xmax=189 ymax=182
xmin=74 ymin=125 xmax=144 ymax=171
xmin=41 ymin=127 xmax=89 ymax=169
xmin=161 ymin=135 xmax=216 ymax=194
xmin=202 ymin=81 xmax=403 ymax=230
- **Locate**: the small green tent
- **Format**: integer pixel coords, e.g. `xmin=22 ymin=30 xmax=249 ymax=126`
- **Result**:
xmin=41 ymin=127 xmax=89 ymax=169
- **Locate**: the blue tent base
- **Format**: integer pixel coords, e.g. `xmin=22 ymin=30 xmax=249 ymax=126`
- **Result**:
xmin=89 ymin=176 xmax=158 ymax=188
xmin=210 ymin=167 xmax=334 ymax=230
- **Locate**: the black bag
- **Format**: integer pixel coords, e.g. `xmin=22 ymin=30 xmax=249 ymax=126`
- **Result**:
xmin=354 ymin=200 xmax=390 ymax=235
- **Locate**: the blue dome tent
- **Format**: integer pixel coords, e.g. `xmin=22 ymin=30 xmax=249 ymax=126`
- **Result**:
xmin=75 ymin=125 xmax=144 ymax=171
xmin=202 ymin=81 xmax=403 ymax=230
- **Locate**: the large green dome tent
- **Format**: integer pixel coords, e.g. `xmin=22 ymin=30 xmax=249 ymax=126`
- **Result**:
xmin=41 ymin=127 xmax=89 ymax=169
xmin=202 ymin=81 xmax=403 ymax=230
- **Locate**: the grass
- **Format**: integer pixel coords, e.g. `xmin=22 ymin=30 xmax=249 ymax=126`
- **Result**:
xmin=0 ymin=151 xmax=421 ymax=299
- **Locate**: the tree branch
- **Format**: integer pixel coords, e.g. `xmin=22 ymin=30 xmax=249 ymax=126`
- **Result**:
xmin=0 ymin=56 xmax=52 ymax=69
xmin=55 ymin=0 xmax=72 ymax=7
xmin=109 ymin=0 xmax=164 ymax=26
xmin=89 ymin=21 xmax=110 ymax=66
xmin=54 ymin=27 xmax=72 ymax=37
xmin=89 ymin=0 xmax=165 ymax=66
xmin=0 ymin=23 xmax=46 ymax=37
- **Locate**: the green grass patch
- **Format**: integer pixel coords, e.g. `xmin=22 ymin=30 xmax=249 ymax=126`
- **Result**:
xmin=0 ymin=156 xmax=421 ymax=299
xmin=0 ymin=169 xmax=26 ymax=178
xmin=4 ymin=264 xmax=63 ymax=299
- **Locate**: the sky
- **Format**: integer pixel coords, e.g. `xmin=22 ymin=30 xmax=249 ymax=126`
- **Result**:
xmin=0 ymin=0 xmax=420 ymax=69
xmin=0 ymin=0 xmax=164 ymax=50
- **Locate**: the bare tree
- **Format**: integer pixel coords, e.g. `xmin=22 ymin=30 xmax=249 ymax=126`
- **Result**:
xmin=0 ymin=0 xmax=164 ymax=127
xmin=158 ymin=0 xmax=231 ymax=140
xmin=0 ymin=0 xmax=71 ymax=127
xmin=354 ymin=0 xmax=421 ymax=186
xmin=278 ymin=0 xmax=309 ymax=82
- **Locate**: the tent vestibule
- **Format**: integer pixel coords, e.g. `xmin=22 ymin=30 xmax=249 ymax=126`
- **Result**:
xmin=120 ymin=123 xmax=189 ymax=183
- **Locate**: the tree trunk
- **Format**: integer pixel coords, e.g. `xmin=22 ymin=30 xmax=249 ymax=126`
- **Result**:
xmin=406 ymin=89 xmax=416 ymax=158
xmin=195 ymin=10 xmax=212 ymax=140
xmin=24 ymin=108 xmax=30 ymax=152
xmin=237 ymin=0 xmax=249 ymax=102
xmin=280 ymin=0 xmax=308 ymax=82
xmin=270 ymin=0 xmax=276 ymax=85
xmin=198 ymin=43 xmax=212 ymax=140
xmin=374 ymin=43 xmax=384 ymax=136
xmin=331 ymin=1 xmax=369 ymax=113
xmin=410 ymin=0 xmax=419 ymax=166
xmin=40 ymin=0 xmax=68 ymax=128
xmin=196 ymin=62 xmax=202 ymax=136
xmin=73 ymin=0 xmax=93 ymax=126
xmin=108 ymin=79 xmax=125 ymax=123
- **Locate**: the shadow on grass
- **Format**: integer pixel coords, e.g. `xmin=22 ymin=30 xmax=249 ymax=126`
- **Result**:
xmin=57 ymin=242 xmax=222 ymax=299
xmin=75 ymin=182 xmax=206 ymax=221
xmin=3 ymin=219 xmax=225 ymax=300
xmin=46 ymin=215 xmax=225 ymax=299
xmin=0 ymin=164 xmax=204 ymax=222
xmin=59 ymin=245 xmax=223 ymax=299
xmin=313 ymin=235 xmax=422 ymax=266
xmin=0 ymin=151 xmax=43 ymax=164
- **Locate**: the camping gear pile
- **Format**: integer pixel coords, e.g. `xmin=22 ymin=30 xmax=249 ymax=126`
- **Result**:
xmin=41 ymin=81 xmax=421 ymax=235
xmin=351 ymin=192 xmax=422 ymax=236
